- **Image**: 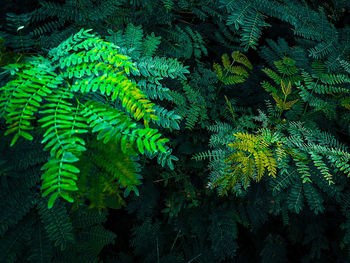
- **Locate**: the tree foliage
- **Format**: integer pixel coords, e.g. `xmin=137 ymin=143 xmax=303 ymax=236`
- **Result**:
xmin=1 ymin=0 xmax=350 ymax=262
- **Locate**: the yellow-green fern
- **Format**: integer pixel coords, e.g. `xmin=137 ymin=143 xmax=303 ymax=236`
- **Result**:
xmin=223 ymin=131 xmax=279 ymax=189
xmin=213 ymin=51 xmax=252 ymax=85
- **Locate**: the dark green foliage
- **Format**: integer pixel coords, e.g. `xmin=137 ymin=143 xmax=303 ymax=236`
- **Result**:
xmin=208 ymin=206 xmax=239 ymax=260
xmin=0 ymin=133 xmax=116 ymax=262
xmin=2 ymin=0 xmax=350 ymax=262
xmin=260 ymin=234 xmax=287 ymax=263
xmin=37 ymin=198 xmax=74 ymax=250
xmin=1 ymin=13 xmax=36 ymax=52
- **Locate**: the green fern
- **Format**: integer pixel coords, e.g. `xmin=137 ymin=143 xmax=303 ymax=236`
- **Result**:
xmin=214 ymin=51 xmax=252 ymax=85
xmin=0 ymin=29 xmax=172 ymax=208
xmin=37 ymin=198 xmax=74 ymax=250
xmin=223 ymin=0 xmax=271 ymax=50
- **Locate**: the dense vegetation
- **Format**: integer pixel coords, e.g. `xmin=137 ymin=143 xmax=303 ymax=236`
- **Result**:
xmin=1 ymin=0 xmax=350 ymax=262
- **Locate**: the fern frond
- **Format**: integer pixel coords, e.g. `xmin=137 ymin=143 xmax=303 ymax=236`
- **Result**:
xmin=76 ymin=139 xmax=140 ymax=208
xmin=142 ymin=32 xmax=161 ymax=57
xmin=27 ymin=223 xmax=53 ymax=263
xmin=214 ymin=50 xmax=252 ymax=85
xmin=224 ymin=131 xmax=279 ymax=188
xmin=82 ymin=101 xmax=169 ymax=154
xmin=137 ymin=81 xmax=173 ymax=101
xmin=37 ymin=198 xmax=74 ymax=250
xmin=0 ymin=57 xmax=60 ymax=146
xmin=39 ymin=89 xmax=87 ymax=207
xmin=192 ymin=150 xmax=226 ymax=161
xmin=287 ymin=181 xmax=304 ymax=213
xmin=151 ymin=105 xmax=181 ymax=130
xmin=240 ymin=9 xmax=271 ymax=50
xmin=303 ymin=183 xmax=325 ymax=214
xmin=135 ymin=56 xmax=189 ymax=80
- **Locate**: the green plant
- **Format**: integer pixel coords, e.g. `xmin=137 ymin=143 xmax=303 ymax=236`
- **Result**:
xmin=0 ymin=29 xmax=172 ymax=208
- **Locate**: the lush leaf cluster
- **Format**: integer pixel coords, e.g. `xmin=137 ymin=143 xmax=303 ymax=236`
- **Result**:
xmin=1 ymin=0 xmax=350 ymax=262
